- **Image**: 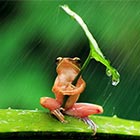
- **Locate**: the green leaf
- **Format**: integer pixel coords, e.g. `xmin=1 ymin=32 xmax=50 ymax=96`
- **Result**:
xmin=0 ymin=109 xmax=140 ymax=139
xmin=0 ymin=109 xmax=90 ymax=133
xmin=60 ymin=5 xmax=120 ymax=86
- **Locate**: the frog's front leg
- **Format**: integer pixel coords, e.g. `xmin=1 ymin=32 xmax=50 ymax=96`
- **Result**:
xmin=62 ymin=77 xmax=86 ymax=96
xmin=40 ymin=93 xmax=66 ymax=123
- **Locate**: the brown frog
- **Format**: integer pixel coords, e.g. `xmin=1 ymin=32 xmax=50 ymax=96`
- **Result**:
xmin=40 ymin=57 xmax=103 ymax=133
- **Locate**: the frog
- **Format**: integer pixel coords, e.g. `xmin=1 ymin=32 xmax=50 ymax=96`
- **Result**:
xmin=40 ymin=57 xmax=103 ymax=133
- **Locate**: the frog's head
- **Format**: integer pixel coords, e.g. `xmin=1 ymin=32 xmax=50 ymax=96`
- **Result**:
xmin=56 ymin=57 xmax=81 ymax=73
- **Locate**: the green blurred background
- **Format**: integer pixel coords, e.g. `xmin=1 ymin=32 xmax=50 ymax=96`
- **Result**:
xmin=0 ymin=0 xmax=140 ymax=121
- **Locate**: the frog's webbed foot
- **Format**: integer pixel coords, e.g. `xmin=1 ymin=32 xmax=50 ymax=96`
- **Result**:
xmin=51 ymin=108 xmax=67 ymax=123
xmin=81 ymin=117 xmax=97 ymax=135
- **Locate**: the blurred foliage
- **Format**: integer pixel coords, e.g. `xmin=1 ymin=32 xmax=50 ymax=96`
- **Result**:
xmin=0 ymin=0 xmax=140 ymax=121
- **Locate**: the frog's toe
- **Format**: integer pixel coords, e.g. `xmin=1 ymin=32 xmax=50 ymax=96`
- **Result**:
xmin=81 ymin=117 xmax=97 ymax=135
xmin=51 ymin=108 xmax=67 ymax=123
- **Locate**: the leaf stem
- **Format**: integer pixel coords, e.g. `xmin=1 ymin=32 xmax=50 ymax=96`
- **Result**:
xmin=72 ymin=52 xmax=91 ymax=85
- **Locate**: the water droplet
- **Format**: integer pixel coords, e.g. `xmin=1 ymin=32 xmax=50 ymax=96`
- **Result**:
xmin=35 ymin=108 xmax=38 ymax=111
xmin=112 ymin=78 xmax=120 ymax=86
xmin=111 ymin=69 xmax=120 ymax=86
xmin=113 ymin=115 xmax=118 ymax=118
xmin=7 ymin=111 xmax=11 ymax=115
xmin=0 ymin=120 xmax=8 ymax=124
xmin=106 ymin=68 xmax=112 ymax=77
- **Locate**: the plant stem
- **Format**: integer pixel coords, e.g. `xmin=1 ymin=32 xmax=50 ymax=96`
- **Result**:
xmin=72 ymin=52 xmax=91 ymax=85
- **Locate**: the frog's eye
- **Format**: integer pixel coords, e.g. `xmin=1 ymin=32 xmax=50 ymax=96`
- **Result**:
xmin=73 ymin=57 xmax=81 ymax=64
xmin=56 ymin=57 xmax=63 ymax=64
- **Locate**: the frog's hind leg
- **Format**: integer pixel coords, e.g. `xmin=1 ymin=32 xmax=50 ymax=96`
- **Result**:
xmin=40 ymin=97 xmax=61 ymax=110
xmin=64 ymin=103 xmax=103 ymax=117
xmin=40 ymin=97 xmax=65 ymax=123
xmin=64 ymin=103 xmax=103 ymax=134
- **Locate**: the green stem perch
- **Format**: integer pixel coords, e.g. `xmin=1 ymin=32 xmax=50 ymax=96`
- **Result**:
xmin=0 ymin=109 xmax=140 ymax=139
